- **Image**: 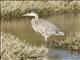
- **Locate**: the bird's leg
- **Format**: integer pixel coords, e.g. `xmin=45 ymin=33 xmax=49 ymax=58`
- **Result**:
xmin=45 ymin=37 xmax=48 ymax=47
xmin=45 ymin=37 xmax=47 ymax=43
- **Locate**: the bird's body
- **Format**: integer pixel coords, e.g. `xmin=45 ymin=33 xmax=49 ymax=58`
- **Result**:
xmin=23 ymin=12 xmax=65 ymax=42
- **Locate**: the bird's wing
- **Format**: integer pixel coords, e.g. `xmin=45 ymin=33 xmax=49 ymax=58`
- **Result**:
xmin=37 ymin=19 xmax=60 ymax=34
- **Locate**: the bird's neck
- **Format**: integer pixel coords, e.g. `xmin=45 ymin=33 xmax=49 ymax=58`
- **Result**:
xmin=34 ymin=15 xmax=39 ymax=21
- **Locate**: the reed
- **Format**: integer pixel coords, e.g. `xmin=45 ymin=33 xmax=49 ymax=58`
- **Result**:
xmin=1 ymin=1 xmax=80 ymax=17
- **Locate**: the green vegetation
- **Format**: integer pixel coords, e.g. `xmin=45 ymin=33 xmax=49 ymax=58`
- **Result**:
xmin=1 ymin=32 xmax=48 ymax=60
xmin=1 ymin=1 xmax=80 ymax=17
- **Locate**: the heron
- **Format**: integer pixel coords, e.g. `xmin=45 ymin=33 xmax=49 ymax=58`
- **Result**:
xmin=23 ymin=12 xmax=65 ymax=43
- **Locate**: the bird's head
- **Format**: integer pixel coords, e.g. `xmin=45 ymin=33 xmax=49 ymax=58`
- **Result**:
xmin=23 ymin=12 xmax=38 ymax=17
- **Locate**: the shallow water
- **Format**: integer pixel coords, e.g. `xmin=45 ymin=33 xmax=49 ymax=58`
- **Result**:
xmin=1 ymin=13 xmax=80 ymax=60
xmin=48 ymin=49 xmax=80 ymax=60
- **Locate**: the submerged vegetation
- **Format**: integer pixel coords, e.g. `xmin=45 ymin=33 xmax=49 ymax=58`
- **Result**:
xmin=1 ymin=1 xmax=80 ymax=17
xmin=1 ymin=32 xmax=48 ymax=60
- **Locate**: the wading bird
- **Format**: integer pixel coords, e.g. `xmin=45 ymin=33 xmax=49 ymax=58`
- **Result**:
xmin=23 ymin=12 xmax=65 ymax=43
